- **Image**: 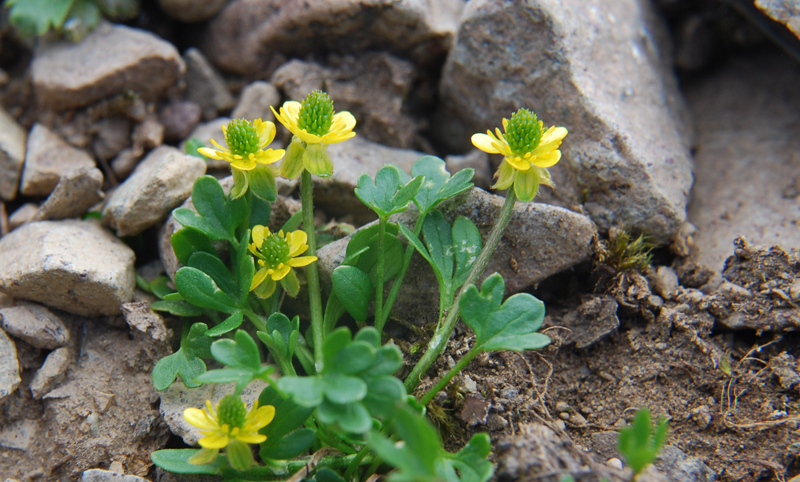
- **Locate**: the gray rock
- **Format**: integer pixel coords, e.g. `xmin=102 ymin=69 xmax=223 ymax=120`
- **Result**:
xmin=160 ymin=102 xmax=202 ymax=142
xmin=770 ymin=352 xmax=800 ymax=390
xmin=34 ymin=167 xmax=104 ymax=221
xmin=32 ymin=23 xmax=185 ymax=111
xmin=445 ymin=149 xmax=491 ymax=190
xmin=157 ymin=0 xmax=228 ymax=23
xmin=180 ymin=117 xmax=231 ymax=171
xmin=654 ymin=445 xmax=716 ymax=482
xmin=318 ymin=188 xmax=596 ymax=324
xmin=81 ymin=469 xmax=151 ymax=482
xmin=133 ymin=118 xmax=165 ymax=151
xmin=686 ymin=52 xmax=800 ymax=272
xmin=231 ymin=81 xmax=280 ymax=122
xmin=7 ymin=203 xmax=38 ymax=231
xmin=435 ymin=0 xmax=693 ymax=243
xmin=92 ymin=117 xmax=132 ymax=162
xmin=20 ymin=124 xmax=96 ymax=197
xmin=30 ymin=346 xmax=72 ymax=399
xmin=183 ymin=48 xmax=236 ymax=120
xmin=0 ymin=328 xmax=20 ymax=402
xmin=0 ymin=220 xmax=136 ymax=316
xmin=121 ymin=301 xmax=168 ymax=343
xmin=561 ymin=296 xmax=619 ymax=349
xmin=271 ymin=59 xmax=324 ymax=101
xmin=202 ymin=0 xmax=464 ymax=75
xmin=103 ymin=146 xmax=207 ymax=237
xmin=0 ymin=301 xmax=70 ymax=349
xmin=652 ymin=266 xmax=680 ymax=300
xmin=755 ymin=0 xmax=800 ymax=40
xmin=0 ymin=418 xmax=38 ymax=450
xmin=111 ymin=148 xmax=143 ymax=180
xmin=0 ymin=107 xmax=27 ymax=201
xmin=159 ymin=379 xmax=268 ymax=445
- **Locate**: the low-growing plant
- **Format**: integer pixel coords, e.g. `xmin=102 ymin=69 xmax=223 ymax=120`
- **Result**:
xmin=4 ymin=0 xmax=138 ymax=40
xmin=149 ymin=91 xmax=567 ymax=481
xmin=617 ymin=408 xmax=669 ymax=476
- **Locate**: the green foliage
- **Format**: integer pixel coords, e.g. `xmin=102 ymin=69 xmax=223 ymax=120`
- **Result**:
xmin=173 ymin=176 xmax=248 ymax=243
xmin=184 ymin=138 xmax=207 ymax=159
xmin=5 ymin=0 xmax=137 ymax=40
xmin=598 ymin=230 xmax=655 ymax=272
xmin=258 ymin=386 xmax=316 ymax=460
xmin=355 ymin=165 xmax=424 ymax=220
xmin=410 ymin=156 xmax=474 ymax=216
xmin=617 ymin=408 xmax=668 ymax=475
xmin=459 ymin=273 xmax=551 ymax=353
xmin=152 ymin=322 xmax=213 ymax=390
xmin=151 ymin=449 xmax=224 ymax=475
xmin=257 ymin=313 xmax=300 ymax=374
xmin=195 ymin=330 xmax=275 ymax=395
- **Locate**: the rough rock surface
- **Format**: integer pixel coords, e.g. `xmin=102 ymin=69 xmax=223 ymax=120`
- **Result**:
xmin=32 ymin=23 xmax=185 ymax=111
xmin=103 ymin=146 xmax=207 ymax=237
xmin=0 ymin=301 xmax=70 ymax=349
xmin=20 ymin=124 xmax=96 ymax=197
xmin=183 ymin=48 xmax=236 ymax=120
xmin=318 ymin=188 xmax=597 ymax=324
xmin=30 ymin=347 xmax=71 ymax=399
xmin=0 ymin=107 xmax=26 ymax=201
xmin=686 ymin=52 xmax=800 ymax=272
xmin=160 ymin=101 xmax=202 ymax=142
xmin=0 ymin=328 xmax=20 ymax=402
xmin=8 ymin=203 xmax=38 ymax=230
xmin=202 ymin=0 xmax=464 ymax=75
xmin=231 ymin=81 xmax=281 ymax=122
xmin=157 ymin=0 xmax=228 ymax=23
xmin=180 ymin=117 xmax=231 ymax=171
xmin=755 ymin=0 xmax=800 ymax=40
xmin=435 ymin=0 xmax=693 ymax=243
xmin=34 ymin=167 xmax=105 ymax=221
xmin=445 ymin=149 xmax=491 ymax=190
xmin=0 ymin=220 xmax=136 ymax=316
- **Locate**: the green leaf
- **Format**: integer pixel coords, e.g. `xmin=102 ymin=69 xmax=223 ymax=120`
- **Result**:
xmin=187 ymin=252 xmax=237 ymax=297
xmin=411 ymin=156 xmax=474 ymax=215
xmin=362 ymin=376 xmax=405 ymax=419
xmin=397 ymin=222 xmax=433 ymax=264
xmin=171 ymin=227 xmax=217 ymax=265
xmin=452 ymin=216 xmax=482 ymax=288
xmin=618 ymin=409 xmax=669 ymax=475
xmin=6 ymin=0 xmax=74 ymax=37
xmin=313 ymin=468 xmax=346 ymax=482
xmin=247 ymin=191 xmax=272 ymax=230
xmin=354 ymin=165 xmax=424 ymax=219
xmin=317 ymin=400 xmax=372 ymax=434
xmin=354 ymin=327 xmax=380 ymax=348
xmin=175 ymin=176 xmax=246 ymax=242
xmin=260 ymin=428 xmax=315 ymax=460
xmin=280 ymin=208 xmax=303 ymax=232
xmin=173 ymin=207 xmax=229 ymax=242
xmin=332 ymin=340 xmax=375 ymax=374
xmin=194 ymin=367 xmax=254 ymax=387
xmin=248 ymin=164 xmax=278 ymax=202
xmin=234 ymin=228 xmax=254 ymax=303
xmin=150 ymin=300 xmax=205 ymax=317
xmin=151 ymin=323 xmax=212 ymax=390
xmin=211 ymin=330 xmax=262 ymax=371
xmin=184 ymin=138 xmax=207 ymax=158
xmin=258 ymin=313 xmax=299 ymax=362
xmin=258 ymin=386 xmax=315 ymax=459
xmin=369 ymin=405 xmax=442 ymax=482
xmin=150 ymin=449 xmax=223 ymax=475
xmin=149 ymin=276 xmax=176 ymax=300
xmin=423 ymin=210 xmax=455 ymax=287
xmin=360 ymin=345 xmax=403 ymax=378
xmin=322 ymin=373 xmax=367 ymax=404
xmin=344 ymin=223 xmax=403 ymax=285
xmin=322 ymin=328 xmax=352 ymax=372
xmin=460 ymin=273 xmax=550 ymax=353
xmin=174 ymin=267 xmax=240 ymax=314
xmin=277 ymin=376 xmax=324 ymax=407
xmin=205 ymin=311 xmax=244 ymax=337
xmin=444 ymin=433 xmax=494 ymax=482
xmin=332 ymin=266 xmax=373 ymax=322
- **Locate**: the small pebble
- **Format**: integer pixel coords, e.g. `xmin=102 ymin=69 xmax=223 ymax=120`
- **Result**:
xmin=570 ymin=412 xmax=587 ymax=425
xmin=606 ymin=457 xmax=624 ymax=470
xmin=554 ymin=420 xmax=566 ymax=431
xmin=559 ymin=412 xmax=570 ymax=420
xmin=556 ymin=401 xmax=570 ymax=412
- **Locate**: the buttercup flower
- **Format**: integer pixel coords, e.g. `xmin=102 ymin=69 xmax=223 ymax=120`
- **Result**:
xmin=471 ymin=108 xmax=567 ymax=202
xmin=184 ymin=395 xmax=275 ymax=469
xmin=198 ymin=118 xmax=285 ymax=171
xmin=271 ymin=90 xmax=356 ymax=179
xmin=249 ymin=225 xmax=317 ymax=298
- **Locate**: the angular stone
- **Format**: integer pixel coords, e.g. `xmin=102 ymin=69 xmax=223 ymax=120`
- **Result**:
xmin=686 ymin=52 xmax=800 ymax=271
xmin=0 ymin=419 xmax=38 ymax=450
xmin=183 ymin=48 xmax=236 ymax=120
xmin=35 ymin=167 xmax=105 ymax=221
xmin=318 ymin=188 xmax=597 ymax=324
xmin=231 ymin=81 xmax=280 ymax=122
xmin=0 ymin=328 xmax=20 ymax=402
xmin=654 ymin=445 xmax=716 ymax=482
xmin=271 ymin=59 xmax=324 ymax=101
xmin=561 ymin=296 xmax=619 ymax=349
xmin=160 ymin=101 xmax=202 ymax=142
xmin=202 ymin=0 xmax=465 ymax=75
xmin=156 ymin=0 xmax=228 ymax=23
xmin=755 ymin=0 xmax=800 ymax=40
xmin=92 ymin=117 xmax=131 ymax=162
xmin=20 ymin=124 xmax=95 ymax=197
xmin=0 ymin=301 xmax=70 ymax=349
xmin=8 ymin=203 xmax=38 ymax=231
xmin=435 ymin=0 xmax=693 ymax=243
xmin=30 ymin=346 xmax=72 ymax=399
xmin=0 ymin=107 xmax=26 ymax=201
xmin=81 ymin=469 xmax=150 ymax=482
xmin=103 ymin=146 xmax=207 ymax=237
xmin=32 ymin=23 xmax=185 ymax=111
xmin=0 ymin=220 xmax=136 ymax=316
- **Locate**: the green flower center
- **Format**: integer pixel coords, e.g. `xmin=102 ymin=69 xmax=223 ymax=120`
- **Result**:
xmin=226 ymin=119 xmax=261 ymax=156
xmin=217 ymin=395 xmax=247 ymax=430
xmin=260 ymin=233 xmax=291 ymax=268
xmin=505 ymin=108 xmax=542 ymax=156
xmin=297 ymin=90 xmax=334 ymax=137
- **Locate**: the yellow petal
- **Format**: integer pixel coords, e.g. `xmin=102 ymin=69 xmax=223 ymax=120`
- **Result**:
xmin=254 ymin=277 xmax=276 ymax=298
xmin=296 ymin=129 xmax=322 ymax=145
xmin=471 ymin=133 xmax=502 ymax=154
xmin=255 ymin=148 xmax=285 ymax=165
xmin=198 ymin=432 xmax=230 ymax=449
xmin=184 ymin=408 xmax=218 ymax=430
xmin=271 ymin=264 xmax=292 ymax=280
xmin=230 ymin=157 xmax=257 ymax=171
xmin=505 ymin=155 xmax=531 ymax=171
xmin=286 ymin=230 xmax=309 ymax=256
xmin=197 ymin=147 xmax=223 ymax=160
xmin=251 ymin=225 xmax=267 ymax=248
xmin=255 ymin=119 xmax=277 ymax=147
xmin=532 ymin=150 xmax=561 ymax=168
xmin=247 ymin=404 xmax=276 ymax=429
xmin=250 ymin=267 xmax=269 ymax=291
xmin=188 ymin=448 xmax=219 ymax=465
xmin=331 ymin=111 xmax=356 ymax=133
xmin=235 ymin=432 xmax=267 ymax=444
xmin=289 ymin=256 xmax=317 ymax=267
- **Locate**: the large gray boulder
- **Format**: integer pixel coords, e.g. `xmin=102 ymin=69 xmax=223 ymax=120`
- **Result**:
xmin=32 ymin=23 xmax=185 ymax=111
xmin=435 ymin=0 xmax=693 ymax=243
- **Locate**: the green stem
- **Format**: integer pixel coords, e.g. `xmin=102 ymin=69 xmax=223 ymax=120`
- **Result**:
xmin=420 ymin=345 xmax=482 ymax=406
xmin=344 ymin=446 xmax=371 ymax=481
xmin=243 ymin=309 xmax=267 ymax=332
xmin=295 ymin=343 xmax=315 ymax=375
xmin=374 ymin=217 xmax=387 ymax=336
xmin=378 ymin=214 xmax=426 ymax=330
xmin=404 ymin=191 xmax=517 ymax=392
xmin=233 ymin=453 xmax=366 ymax=480
xmin=301 ymin=170 xmax=325 ymax=372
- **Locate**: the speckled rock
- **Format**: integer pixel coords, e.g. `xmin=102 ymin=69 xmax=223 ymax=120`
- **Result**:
xmin=435 ymin=0 xmax=693 ymax=243
xmin=202 ymin=0 xmax=465 ymax=75
xmin=30 ymin=346 xmax=71 ymax=399
xmin=756 ymin=0 xmax=800 ymax=40
xmin=7 ymin=203 xmax=38 ymax=231
xmin=0 ymin=328 xmax=20 ymax=402
xmin=34 ymin=167 xmax=104 ymax=221
xmin=0 ymin=301 xmax=70 ymax=349
xmin=160 ymin=101 xmax=202 ymax=142
xmin=179 ymin=117 xmax=231 ymax=171
xmin=0 ymin=220 xmax=136 ymax=316
xmin=0 ymin=107 xmax=26 ymax=201
xmin=231 ymin=81 xmax=280 ymax=122
xmin=81 ymin=469 xmax=150 ymax=482
xmin=20 ymin=124 xmax=95 ymax=197
xmin=183 ymin=48 xmax=236 ymax=120
xmin=157 ymin=0 xmax=228 ymax=23
xmin=103 ymin=146 xmax=206 ymax=237
xmin=32 ymin=23 xmax=185 ymax=111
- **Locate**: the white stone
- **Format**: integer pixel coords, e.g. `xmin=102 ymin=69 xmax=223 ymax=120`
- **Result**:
xmin=0 ymin=328 xmax=20 ymax=402
xmin=0 ymin=419 xmax=38 ymax=450
xmin=0 ymin=301 xmax=70 ymax=349
xmin=30 ymin=347 xmax=72 ymax=399
xmin=80 ymin=469 xmax=150 ymax=482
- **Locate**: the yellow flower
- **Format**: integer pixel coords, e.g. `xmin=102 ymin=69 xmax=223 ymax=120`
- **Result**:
xmin=198 ymin=118 xmax=285 ymax=172
xmin=183 ymin=395 xmax=275 ymax=467
xmin=271 ymin=90 xmax=356 ymax=178
xmin=249 ymin=226 xmax=317 ymax=298
xmin=471 ymin=109 xmax=567 ymax=202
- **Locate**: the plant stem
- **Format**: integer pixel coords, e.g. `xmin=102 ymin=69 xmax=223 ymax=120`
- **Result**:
xmin=243 ymin=309 xmax=267 ymax=332
xmin=301 ymin=170 xmax=325 ymax=372
xmin=295 ymin=336 xmax=316 ymax=375
xmin=344 ymin=445 xmax=371 ymax=481
xmin=374 ymin=218 xmax=387 ymax=337
xmin=378 ymin=214 xmax=425 ymax=330
xmin=404 ymin=190 xmax=517 ymax=392
xmin=420 ymin=345 xmax=482 ymax=405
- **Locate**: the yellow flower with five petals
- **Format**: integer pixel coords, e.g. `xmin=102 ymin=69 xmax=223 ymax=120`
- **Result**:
xmin=198 ymin=118 xmax=285 ymax=172
xmin=471 ymin=108 xmax=567 ymax=202
xmin=249 ymin=226 xmax=317 ymax=298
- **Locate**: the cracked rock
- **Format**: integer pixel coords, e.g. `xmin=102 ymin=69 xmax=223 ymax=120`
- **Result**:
xmin=20 ymin=124 xmax=95 ymax=198
xmin=0 ymin=301 xmax=70 ymax=349
xmin=34 ymin=167 xmax=105 ymax=221
xmin=0 ymin=107 xmax=26 ymax=201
